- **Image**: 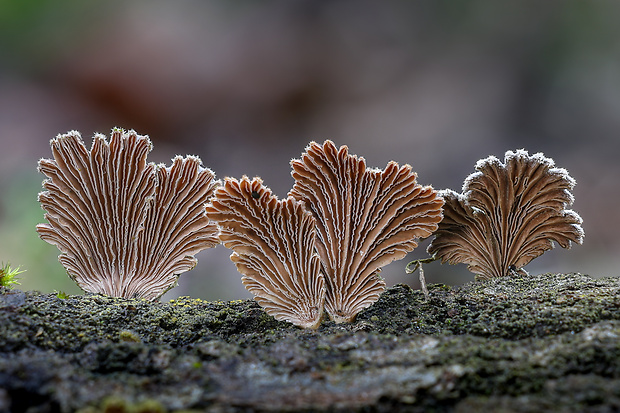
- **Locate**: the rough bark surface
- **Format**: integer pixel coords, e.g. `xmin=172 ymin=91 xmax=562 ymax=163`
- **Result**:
xmin=2 ymin=272 xmax=620 ymax=412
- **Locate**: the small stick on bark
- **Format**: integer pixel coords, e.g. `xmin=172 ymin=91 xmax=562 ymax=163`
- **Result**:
xmin=405 ymin=255 xmax=437 ymax=301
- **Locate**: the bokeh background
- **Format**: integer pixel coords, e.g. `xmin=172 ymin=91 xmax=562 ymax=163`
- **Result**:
xmin=1 ymin=1 xmax=618 ymax=301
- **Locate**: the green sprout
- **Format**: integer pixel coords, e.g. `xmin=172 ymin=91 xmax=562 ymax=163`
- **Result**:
xmin=0 ymin=262 xmax=24 ymax=289
xmin=54 ymin=290 xmax=70 ymax=299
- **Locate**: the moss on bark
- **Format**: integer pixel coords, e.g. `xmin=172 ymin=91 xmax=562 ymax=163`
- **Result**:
xmin=1 ymin=272 xmax=620 ymax=412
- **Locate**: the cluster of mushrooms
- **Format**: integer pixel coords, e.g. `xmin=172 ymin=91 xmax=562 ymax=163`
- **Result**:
xmin=37 ymin=129 xmax=584 ymax=329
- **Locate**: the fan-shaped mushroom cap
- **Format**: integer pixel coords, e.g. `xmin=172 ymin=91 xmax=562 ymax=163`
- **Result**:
xmin=206 ymin=177 xmax=325 ymax=329
xmin=428 ymin=149 xmax=584 ymax=280
xmin=37 ymin=129 xmax=219 ymax=300
xmin=290 ymin=140 xmax=444 ymax=323
xmin=134 ymin=155 xmax=221 ymax=298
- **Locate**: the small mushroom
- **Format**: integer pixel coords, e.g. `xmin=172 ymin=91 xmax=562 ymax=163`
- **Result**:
xmin=428 ymin=149 xmax=584 ymax=280
xmin=206 ymin=176 xmax=325 ymax=329
xmin=37 ymin=129 xmax=220 ymax=300
xmin=289 ymin=141 xmax=444 ymax=323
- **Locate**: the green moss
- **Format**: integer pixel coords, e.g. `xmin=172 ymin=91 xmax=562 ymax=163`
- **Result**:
xmin=359 ymin=273 xmax=620 ymax=339
xmin=119 ymin=330 xmax=142 ymax=343
xmin=76 ymin=397 xmax=166 ymax=413
xmin=2 ymin=273 xmax=620 ymax=412
xmin=0 ymin=262 xmax=23 ymax=289
xmin=54 ymin=290 xmax=70 ymax=299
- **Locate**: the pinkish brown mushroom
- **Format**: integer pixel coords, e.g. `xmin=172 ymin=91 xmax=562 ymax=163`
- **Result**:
xmin=427 ymin=149 xmax=584 ymax=280
xmin=206 ymin=176 xmax=325 ymax=329
xmin=289 ymin=141 xmax=444 ymax=323
xmin=37 ymin=129 xmax=219 ymax=300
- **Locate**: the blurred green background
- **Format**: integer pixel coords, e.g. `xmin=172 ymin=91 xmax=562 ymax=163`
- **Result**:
xmin=1 ymin=1 xmax=618 ymax=301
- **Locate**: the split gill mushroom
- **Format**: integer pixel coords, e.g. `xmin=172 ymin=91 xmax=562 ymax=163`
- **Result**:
xmin=36 ymin=129 xmax=220 ymax=300
xmin=289 ymin=140 xmax=444 ymax=323
xmin=427 ymin=149 xmax=584 ymax=280
xmin=206 ymin=176 xmax=326 ymax=329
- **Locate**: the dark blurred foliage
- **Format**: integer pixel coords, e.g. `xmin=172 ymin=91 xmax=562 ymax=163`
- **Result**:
xmin=1 ymin=0 xmax=618 ymax=300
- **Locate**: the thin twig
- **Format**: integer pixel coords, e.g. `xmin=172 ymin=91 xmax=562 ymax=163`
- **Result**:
xmin=405 ymin=254 xmax=437 ymax=301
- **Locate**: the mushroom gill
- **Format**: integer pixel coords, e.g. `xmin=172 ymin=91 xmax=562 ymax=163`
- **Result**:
xmin=289 ymin=140 xmax=444 ymax=323
xmin=206 ymin=176 xmax=325 ymax=329
xmin=36 ymin=129 xmax=220 ymax=300
xmin=427 ymin=149 xmax=584 ymax=280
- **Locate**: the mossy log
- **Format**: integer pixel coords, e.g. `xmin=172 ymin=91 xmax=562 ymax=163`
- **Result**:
xmin=2 ymin=272 xmax=620 ymax=412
